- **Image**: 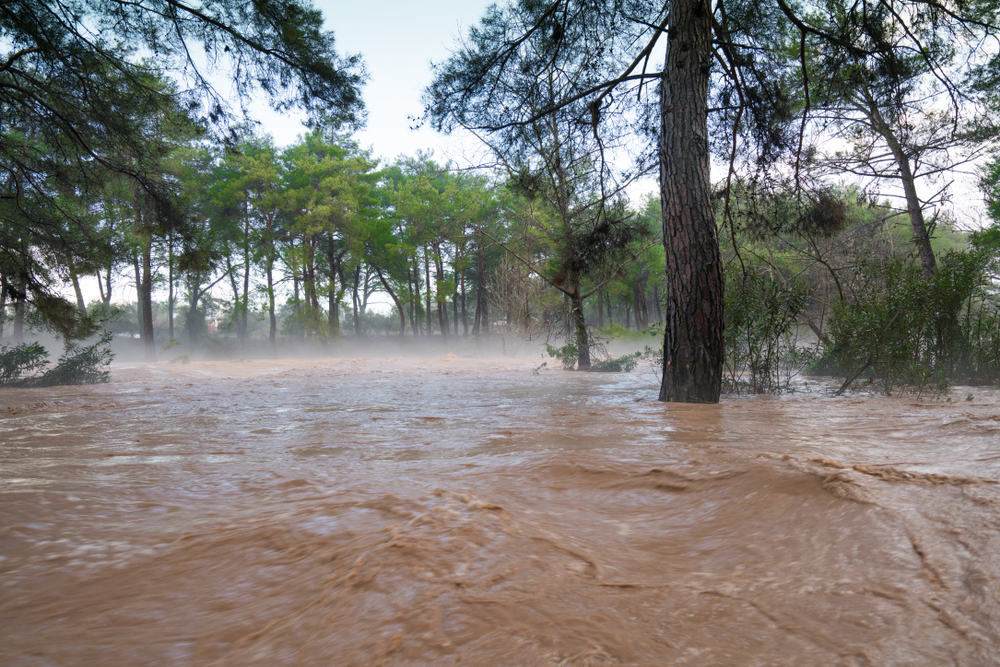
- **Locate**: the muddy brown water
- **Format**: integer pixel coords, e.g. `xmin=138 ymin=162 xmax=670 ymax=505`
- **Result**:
xmin=2 ymin=356 xmax=999 ymax=666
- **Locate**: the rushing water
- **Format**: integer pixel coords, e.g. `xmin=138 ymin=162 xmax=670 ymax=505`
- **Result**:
xmin=2 ymin=355 xmax=999 ymax=666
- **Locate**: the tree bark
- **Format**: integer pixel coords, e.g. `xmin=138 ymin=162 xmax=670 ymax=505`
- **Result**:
xmin=241 ymin=218 xmax=251 ymax=346
xmin=140 ymin=238 xmax=155 ymax=360
xmin=266 ymin=255 xmax=277 ymax=355
xmin=432 ymin=244 xmax=450 ymax=345
xmin=461 ymin=266 xmax=468 ymax=337
xmin=452 ymin=269 xmax=459 ymax=339
xmin=597 ymin=286 xmax=605 ymax=329
xmin=658 ymin=0 xmax=723 ymax=403
xmin=0 ymin=281 xmax=6 ymax=340
xmin=374 ymin=265 xmax=407 ymax=336
xmin=409 ymin=263 xmax=421 ymax=336
xmin=133 ymin=252 xmax=143 ymax=343
xmin=68 ymin=259 xmax=86 ymax=312
xmin=326 ymin=238 xmax=343 ymax=339
xmin=424 ymin=248 xmax=433 ymax=337
xmin=862 ymin=93 xmax=937 ymax=279
xmin=226 ymin=255 xmax=243 ymax=346
xmin=352 ymin=264 xmax=362 ymax=339
xmin=570 ymin=286 xmax=590 ymax=370
xmin=633 ymin=279 xmax=648 ymax=330
xmin=473 ymin=239 xmax=485 ymax=339
xmin=13 ymin=286 xmax=25 ymax=343
xmin=265 ymin=217 xmax=277 ymax=354
xmin=167 ymin=233 xmax=174 ymax=341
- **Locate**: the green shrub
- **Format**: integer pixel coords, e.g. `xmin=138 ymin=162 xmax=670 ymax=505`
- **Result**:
xmin=544 ymin=341 xmax=643 ymax=372
xmin=0 ymin=342 xmax=48 ymax=386
xmin=0 ymin=333 xmax=114 ymax=387
xmin=821 ymin=251 xmax=997 ymax=395
xmin=590 ymin=350 xmax=642 ymax=372
xmin=545 ymin=342 xmax=580 ymax=370
xmin=724 ymin=270 xmax=810 ymax=394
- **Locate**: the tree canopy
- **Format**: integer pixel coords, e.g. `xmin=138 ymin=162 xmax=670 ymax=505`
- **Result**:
xmin=427 ymin=0 xmax=1000 ymax=402
xmin=1 ymin=0 xmax=366 ymax=338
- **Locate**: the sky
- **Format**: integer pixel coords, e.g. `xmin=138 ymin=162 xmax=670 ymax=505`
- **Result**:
xmin=251 ymin=0 xmax=497 ymax=166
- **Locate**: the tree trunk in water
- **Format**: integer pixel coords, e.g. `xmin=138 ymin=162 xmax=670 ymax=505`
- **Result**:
xmin=452 ymin=270 xmax=459 ymax=339
xmin=424 ymin=249 xmax=433 ymax=337
xmin=658 ymin=0 xmax=723 ymax=403
xmin=570 ymin=287 xmax=590 ymax=370
xmin=328 ymin=267 xmax=339 ymax=338
xmin=241 ymin=220 xmax=250 ymax=347
xmin=167 ymin=234 xmax=174 ymax=341
xmin=352 ymin=264 xmax=362 ymax=339
xmin=292 ymin=274 xmax=303 ymax=339
xmin=266 ymin=257 xmax=277 ymax=356
xmin=433 ymin=246 xmax=449 ymax=345
xmin=0 ymin=282 xmax=6 ymax=340
xmin=461 ymin=267 xmax=468 ymax=337
xmin=133 ymin=252 xmax=144 ymax=345
xmin=409 ymin=264 xmax=420 ymax=336
xmin=265 ymin=220 xmax=277 ymax=355
xmin=326 ymin=238 xmax=341 ymax=339
xmin=187 ymin=278 xmax=201 ymax=344
xmin=141 ymin=239 xmax=155 ymax=360
xmin=473 ymin=241 xmax=484 ymax=339
xmin=309 ymin=262 xmax=328 ymax=351
xmin=226 ymin=256 xmax=243 ymax=347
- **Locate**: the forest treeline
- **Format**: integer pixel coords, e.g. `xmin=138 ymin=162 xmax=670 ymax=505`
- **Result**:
xmin=2 ymin=0 xmax=1000 ymax=394
xmin=0 ymin=124 xmax=666 ymax=364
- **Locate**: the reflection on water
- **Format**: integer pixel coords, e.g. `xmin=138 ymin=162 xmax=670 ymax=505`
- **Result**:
xmin=2 ymin=356 xmax=999 ymax=666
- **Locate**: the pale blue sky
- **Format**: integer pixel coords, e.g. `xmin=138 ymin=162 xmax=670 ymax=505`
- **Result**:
xmin=254 ymin=0 xmax=496 ymax=165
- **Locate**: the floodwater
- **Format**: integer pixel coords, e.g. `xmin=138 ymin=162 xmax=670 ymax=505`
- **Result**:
xmin=1 ymin=355 xmax=999 ymax=666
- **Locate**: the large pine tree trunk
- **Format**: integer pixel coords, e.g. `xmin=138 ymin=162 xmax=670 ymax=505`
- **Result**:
xmin=658 ymin=0 xmax=724 ymax=403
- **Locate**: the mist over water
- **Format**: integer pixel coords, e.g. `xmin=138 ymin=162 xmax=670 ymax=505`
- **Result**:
xmin=2 ymin=356 xmax=999 ymax=666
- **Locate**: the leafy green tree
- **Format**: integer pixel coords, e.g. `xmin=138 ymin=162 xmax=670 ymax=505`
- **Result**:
xmin=792 ymin=0 xmax=999 ymax=279
xmin=426 ymin=0 xmax=998 ymax=401
xmin=281 ymin=131 xmax=379 ymax=345
xmin=227 ymin=137 xmax=286 ymax=353
xmin=1 ymin=0 xmax=365 ymax=335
